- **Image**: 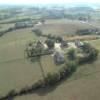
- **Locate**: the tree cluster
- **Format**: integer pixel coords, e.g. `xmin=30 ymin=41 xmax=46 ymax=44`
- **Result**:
xmin=78 ymin=43 xmax=99 ymax=64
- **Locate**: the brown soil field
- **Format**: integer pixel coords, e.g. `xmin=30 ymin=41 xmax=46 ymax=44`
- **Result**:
xmin=35 ymin=20 xmax=97 ymax=36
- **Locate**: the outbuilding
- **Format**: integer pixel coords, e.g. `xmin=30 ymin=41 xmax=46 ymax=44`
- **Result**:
xmin=53 ymin=51 xmax=65 ymax=64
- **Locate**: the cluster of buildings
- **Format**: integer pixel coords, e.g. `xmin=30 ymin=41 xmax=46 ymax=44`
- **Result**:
xmin=26 ymin=39 xmax=85 ymax=65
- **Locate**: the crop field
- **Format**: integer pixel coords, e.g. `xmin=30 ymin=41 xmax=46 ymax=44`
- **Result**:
xmin=15 ymin=39 xmax=100 ymax=100
xmin=35 ymin=19 xmax=97 ymax=36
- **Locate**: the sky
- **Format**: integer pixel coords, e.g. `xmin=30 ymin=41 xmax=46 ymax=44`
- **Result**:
xmin=0 ymin=0 xmax=100 ymax=5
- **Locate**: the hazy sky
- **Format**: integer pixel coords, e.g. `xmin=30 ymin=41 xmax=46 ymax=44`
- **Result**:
xmin=0 ymin=0 xmax=100 ymax=5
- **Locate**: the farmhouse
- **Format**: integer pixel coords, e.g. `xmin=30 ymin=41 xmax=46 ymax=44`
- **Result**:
xmin=53 ymin=51 xmax=65 ymax=64
xmin=54 ymin=42 xmax=61 ymax=51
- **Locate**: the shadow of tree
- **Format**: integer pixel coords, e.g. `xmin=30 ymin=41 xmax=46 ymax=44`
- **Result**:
xmin=30 ymin=57 xmax=39 ymax=63
xmin=34 ymin=85 xmax=57 ymax=96
xmin=33 ymin=71 xmax=74 ymax=96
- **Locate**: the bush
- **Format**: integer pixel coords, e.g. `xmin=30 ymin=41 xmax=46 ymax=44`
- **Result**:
xmin=67 ymin=61 xmax=78 ymax=73
xmin=32 ymin=29 xmax=42 ymax=36
xmin=45 ymin=39 xmax=55 ymax=49
xmin=33 ymin=80 xmax=44 ymax=89
xmin=76 ymin=28 xmax=98 ymax=35
xmin=67 ymin=48 xmax=76 ymax=60
xmin=3 ymin=90 xmax=18 ymax=99
xmin=47 ymin=34 xmax=56 ymax=40
xmin=79 ymin=43 xmax=99 ymax=64
xmin=59 ymin=66 xmax=69 ymax=80
xmin=89 ymin=48 xmax=99 ymax=60
xmin=56 ymin=36 xmax=63 ymax=42
xmin=44 ymin=72 xmax=60 ymax=86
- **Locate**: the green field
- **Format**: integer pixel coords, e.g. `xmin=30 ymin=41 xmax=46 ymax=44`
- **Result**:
xmin=0 ymin=26 xmax=63 ymax=96
xmin=0 ymin=5 xmax=100 ymax=100
xmin=15 ymin=39 xmax=100 ymax=100
xmin=0 ymin=18 xmax=100 ymax=100
xmin=0 ymin=27 xmax=41 ymax=96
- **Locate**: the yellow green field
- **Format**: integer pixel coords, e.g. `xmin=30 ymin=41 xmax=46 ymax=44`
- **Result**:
xmin=0 ymin=19 xmax=100 ymax=100
xmin=0 ymin=26 xmax=63 ymax=96
xmin=15 ymin=39 xmax=100 ymax=100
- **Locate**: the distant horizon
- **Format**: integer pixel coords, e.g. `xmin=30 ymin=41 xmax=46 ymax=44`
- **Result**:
xmin=0 ymin=0 xmax=100 ymax=9
xmin=0 ymin=3 xmax=100 ymax=9
xmin=0 ymin=0 xmax=100 ymax=5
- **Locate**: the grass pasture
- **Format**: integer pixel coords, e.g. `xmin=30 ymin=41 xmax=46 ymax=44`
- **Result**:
xmin=0 ymin=27 xmax=61 ymax=96
xmin=35 ymin=19 xmax=97 ymax=36
xmin=0 ymin=27 xmax=41 ymax=96
xmin=15 ymin=39 xmax=100 ymax=100
xmin=0 ymin=19 xmax=100 ymax=100
xmin=15 ymin=71 xmax=100 ymax=100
